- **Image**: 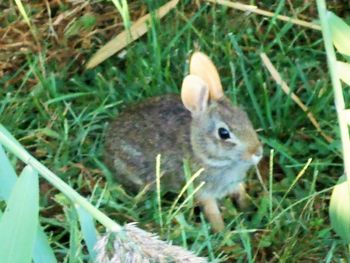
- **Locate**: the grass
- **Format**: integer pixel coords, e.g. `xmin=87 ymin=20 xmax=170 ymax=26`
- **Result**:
xmin=1 ymin=0 xmax=350 ymax=261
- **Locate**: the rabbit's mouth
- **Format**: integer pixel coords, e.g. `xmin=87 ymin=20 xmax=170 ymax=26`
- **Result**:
xmin=251 ymin=153 xmax=263 ymax=165
xmin=241 ymin=146 xmax=263 ymax=165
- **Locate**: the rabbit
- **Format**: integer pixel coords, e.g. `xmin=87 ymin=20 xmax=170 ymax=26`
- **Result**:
xmin=104 ymin=52 xmax=263 ymax=232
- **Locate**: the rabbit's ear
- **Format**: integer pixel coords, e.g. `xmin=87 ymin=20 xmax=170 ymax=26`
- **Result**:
xmin=181 ymin=75 xmax=209 ymax=113
xmin=190 ymin=52 xmax=224 ymax=100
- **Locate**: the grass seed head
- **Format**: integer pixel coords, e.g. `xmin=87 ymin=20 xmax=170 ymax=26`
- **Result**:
xmin=95 ymin=223 xmax=207 ymax=263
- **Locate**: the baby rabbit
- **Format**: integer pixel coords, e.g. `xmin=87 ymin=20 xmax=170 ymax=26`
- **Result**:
xmin=104 ymin=52 xmax=262 ymax=232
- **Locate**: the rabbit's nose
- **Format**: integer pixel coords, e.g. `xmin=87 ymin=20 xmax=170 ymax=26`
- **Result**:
xmin=242 ymin=145 xmax=263 ymax=164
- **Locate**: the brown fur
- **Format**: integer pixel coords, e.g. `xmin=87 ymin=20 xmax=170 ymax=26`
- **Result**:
xmin=105 ymin=94 xmax=192 ymax=191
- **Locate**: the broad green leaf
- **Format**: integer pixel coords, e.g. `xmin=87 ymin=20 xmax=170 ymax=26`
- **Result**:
xmin=0 ymin=144 xmax=17 ymax=200
xmin=327 ymin=11 xmax=350 ymax=56
xmin=337 ymin=61 xmax=350 ymax=86
xmin=33 ymin=227 xmax=57 ymax=263
xmin=0 ymin=165 xmax=39 ymax=263
xmin=76 ymin=206 xmax=98 ymax=260
xmin=329 ymin=175 xmax=350 ymax=243
xmin=0 ymin=141 xmax=57 ymax=263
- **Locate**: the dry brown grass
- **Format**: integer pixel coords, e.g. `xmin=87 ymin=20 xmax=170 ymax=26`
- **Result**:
xmin=0 ymin=0 xmax=147 ymax=85
xmin=2 ymin=0 xmax=348 ymax=87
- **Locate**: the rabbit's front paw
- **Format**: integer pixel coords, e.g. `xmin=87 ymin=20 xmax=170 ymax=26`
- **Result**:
xmin=200 ymin=197 xmax=225 ymax=232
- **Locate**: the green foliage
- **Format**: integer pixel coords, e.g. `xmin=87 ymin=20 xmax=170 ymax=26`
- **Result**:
xmin=0 ymin=145 xmax=56 ymax=263
xmin=0 ymin=166 xmax=39 ymax=263
xmin=13 ymin=0 xmax=32 ymax=29
xmin=0 ymin=123 xmax=122 ymax=261
xmin=65 ymin=15 xmax=97 ymax=38
xmin=327 ymin=12 xmax=350 ymax=86
xmin=337 ymin=61 xmax=350 ymax=86
xmin=329 ymin=176 xmax=350 ymax=243
xmin=111 ymin=0 xmax=131 ymax=29
xmin=76 ymin=206 xmax=98 ymax=260
xmin=318 ymin=2 xmax=350 ymax=246
xmin=0 ymin=145 xmax=17 ymax=200
xmin=32 ymin=227 xmax=57 ymax=263
xmin=1 ymin=0 xmax=350 ymax=261
xmin=327 ymin=12 xmax=350 ymax=56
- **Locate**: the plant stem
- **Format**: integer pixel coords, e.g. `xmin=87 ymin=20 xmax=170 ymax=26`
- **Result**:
xmin=316 ymin=0 xmax=350 ymax=192
xmin=0 ymin=124 xmax=120 ymax=232
xmin=156 ymin=154 xmax=163 ymax=229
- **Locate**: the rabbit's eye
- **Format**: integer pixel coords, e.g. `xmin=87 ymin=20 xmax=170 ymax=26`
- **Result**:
xmin=218 ymin=127 xmax=230 ymax=140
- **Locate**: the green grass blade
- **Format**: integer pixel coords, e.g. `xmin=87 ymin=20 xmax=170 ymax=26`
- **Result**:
xmin=161 ymin=4 xmax=206 ymax=57
xmin=238 ymin=223 xmax=253 ymax=263
xmin=111 ymin=0 xmax=131 ymax=29
xmin=32 ymin=227 xmax=57 ymax=263
xmin=0 ymin=145 xmax=17 ymax=200
xmin=155 ymin=154 xmax=163 ymax=228
xmin=67 ymin=205 xmax=82 ymax=262
xmin=327 ymin=12 xmax=350 ymax=56
xmin=13 ymin=0 xmax=32 ymax=29
xmin=229 ymin=34 xmax=266 ymax=129
xmin=0 ymin=165 xmax=39 ymax=263
xmin=329 ymin=175 xmax=350 ymax=243
xmin=76 ymin=206 xmax=98 ymax=260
